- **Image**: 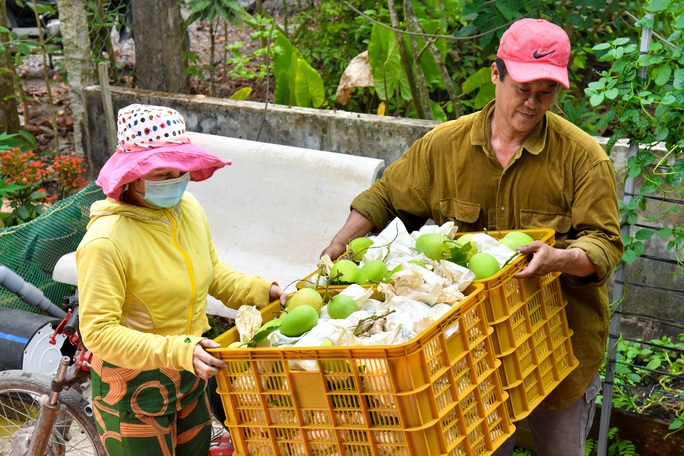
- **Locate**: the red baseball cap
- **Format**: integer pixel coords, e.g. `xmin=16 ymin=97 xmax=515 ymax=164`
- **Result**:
xmin=496 ymin=18 xmax=570 ymax=88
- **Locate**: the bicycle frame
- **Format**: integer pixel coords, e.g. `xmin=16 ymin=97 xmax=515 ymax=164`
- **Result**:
xmin=1 ymin=257 xmax=233 ymax=455
xmin=19 ymin=305 xmax=95 ymax=456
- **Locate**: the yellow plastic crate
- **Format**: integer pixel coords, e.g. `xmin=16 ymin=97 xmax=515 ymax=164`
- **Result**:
xmin=454 ymin=228 xmax=559 ymax=324
xmin=499 ymin=304 xmax=578 ymax=421
xmin=487 ymin=277 xmax=564 ymax=355
xmin=210 ymin=283 xmax=516 ymax=456
xmin=454 ymin=228 xmax=579 ymax=422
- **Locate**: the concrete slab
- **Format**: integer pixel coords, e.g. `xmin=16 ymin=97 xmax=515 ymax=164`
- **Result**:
xmin=186 ymin=132 xmax=384 ymax=309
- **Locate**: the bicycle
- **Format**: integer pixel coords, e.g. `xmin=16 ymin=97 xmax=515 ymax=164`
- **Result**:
xmin=0 ymin=254 xmax=234 ymax=456
xmin=0 ymin=255 xmax=104 ymax=456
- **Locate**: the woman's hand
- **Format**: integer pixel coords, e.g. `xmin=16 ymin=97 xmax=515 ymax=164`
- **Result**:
xmin=269 ymin=284 xmax=288 ymax=307
xmin=192 ymin=339 xmax=228 ymax=380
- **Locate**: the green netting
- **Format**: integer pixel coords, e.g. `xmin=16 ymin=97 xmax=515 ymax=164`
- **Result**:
xmin=0 ymin=182 xmax=105 ymax=312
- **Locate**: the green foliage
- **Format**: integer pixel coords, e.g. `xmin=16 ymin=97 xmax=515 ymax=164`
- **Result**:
xmin=512 ymin=427 xmax=639 ymax=455
xmin=368 ymin=23 xmax=408 ymax=103
xmin=585 ymin=428 xmax=640 ymax=456
xmin=600 ymin=333 xmax=684 ymax=435
xmin=184 ymin=0 xmax=250 ymax=24
xmin=182 ymin=0 xmax=254 ymax=95
xmin=290 ymin=1 xmax=384 ymax=109
xmin=584 ymin=2 xmax=684 ymax=271
xmin=273 ymin=33 xmax=325 ymax=108
xmin=460 ymin=67 xmax=494 ymax=110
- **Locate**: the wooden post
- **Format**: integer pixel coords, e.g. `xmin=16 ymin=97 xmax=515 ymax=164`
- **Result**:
xmin=98 ymin=62 xmax=116 ymax=153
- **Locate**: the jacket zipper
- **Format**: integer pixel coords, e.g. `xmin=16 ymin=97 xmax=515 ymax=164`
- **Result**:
xmin=167 ymin=208 xmax=196 ymax=334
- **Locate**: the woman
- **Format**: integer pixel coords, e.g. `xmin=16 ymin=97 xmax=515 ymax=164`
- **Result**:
xmin=77 ymin=103 xmax=287 ymax=455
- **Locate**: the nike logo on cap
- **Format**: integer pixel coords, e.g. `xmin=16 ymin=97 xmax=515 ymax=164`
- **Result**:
xmin=533 ymin=50 xmax=555 ymax=59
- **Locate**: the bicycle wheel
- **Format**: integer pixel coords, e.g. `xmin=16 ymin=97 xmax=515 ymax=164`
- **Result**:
xmin=0 ymin=369 xmax=105 ymax=456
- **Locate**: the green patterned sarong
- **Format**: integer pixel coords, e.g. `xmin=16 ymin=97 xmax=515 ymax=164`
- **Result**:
xmin=90 ymin=355 xmax=212 ymax=456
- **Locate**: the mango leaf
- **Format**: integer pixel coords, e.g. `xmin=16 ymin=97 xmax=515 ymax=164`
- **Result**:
xmin=368 ymin=24 xmax=402 ymax=101
xmin=295 ymin=59 xmax=325 ymax=108
xmin=251 ymin=319 xmax=283 ymax=343
xmin=447 ymin=242 xmax=472 ymax=267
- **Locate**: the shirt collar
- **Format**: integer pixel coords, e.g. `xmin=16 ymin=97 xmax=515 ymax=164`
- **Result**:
xmin=471 ymin=99 xmax=548 ymax=156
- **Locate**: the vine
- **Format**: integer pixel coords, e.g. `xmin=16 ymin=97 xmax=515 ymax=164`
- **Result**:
xmin=585 ymin=1 xmax=684 ymax=272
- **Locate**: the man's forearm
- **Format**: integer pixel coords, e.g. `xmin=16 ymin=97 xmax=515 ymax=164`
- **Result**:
xmin=329 ymin=209 xmax=375 ymax=249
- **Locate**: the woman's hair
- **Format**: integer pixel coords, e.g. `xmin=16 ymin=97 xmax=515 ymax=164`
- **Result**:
xmin=495 ymin=58 xmax=508 ymax=80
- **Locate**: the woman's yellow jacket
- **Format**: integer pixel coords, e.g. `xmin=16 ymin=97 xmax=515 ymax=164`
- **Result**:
xmin=77 ymin=192 xmax=273 ymax=373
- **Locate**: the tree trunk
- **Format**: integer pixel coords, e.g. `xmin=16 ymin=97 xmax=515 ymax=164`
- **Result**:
xmin=386 ymin=0 xmax=426 ymax=119
xmin=55 ymin=0 xmax=95 ymax=158
xmin=0 ymin=0 xmax=20 ymax=134
xmin=132 ymin=0 xmax=186 ymax=93
xmin=403 ymin=0 xmax=433 ymax=120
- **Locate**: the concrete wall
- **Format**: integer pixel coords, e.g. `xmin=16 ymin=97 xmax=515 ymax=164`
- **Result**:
xmin=83 ymin=86 xmax=682 ymax=340
xmin=83 ymin=86 xmax=434 ymax=179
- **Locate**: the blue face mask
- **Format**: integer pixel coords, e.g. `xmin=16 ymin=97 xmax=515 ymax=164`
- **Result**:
xmin=143 ymin=173 xmax=190 ymax=208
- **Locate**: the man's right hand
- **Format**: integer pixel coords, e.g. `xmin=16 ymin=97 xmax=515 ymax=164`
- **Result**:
xmin=320 ymin=209 xmax=375 ymax=261
xmin=320 ymin=242 xmax=347 ymax=261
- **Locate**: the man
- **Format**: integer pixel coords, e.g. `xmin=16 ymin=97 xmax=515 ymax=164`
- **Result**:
xmin=322 ymin=18 xmax=623 ymax=456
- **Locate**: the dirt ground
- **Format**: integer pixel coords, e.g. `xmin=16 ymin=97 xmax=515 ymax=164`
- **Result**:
xmin=15 ymin=4 xmax=282 ymax=158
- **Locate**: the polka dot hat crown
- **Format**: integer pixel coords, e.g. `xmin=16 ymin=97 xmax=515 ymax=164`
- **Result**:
xmin=117 ymin=104 xmax=190 ymax=152
xmin=96 ymin=103 xmax=232 ymax=201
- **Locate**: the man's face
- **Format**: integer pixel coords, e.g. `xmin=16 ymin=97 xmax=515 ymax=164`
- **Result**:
xmin=491 ymin=63 xmax=559 ymax=135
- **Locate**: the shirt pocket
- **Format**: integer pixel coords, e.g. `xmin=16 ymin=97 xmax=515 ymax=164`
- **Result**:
xmin=439 ymin=197 xmax=482 ymax=232
xmin=520 ymin=209 xmax=572 ymax=248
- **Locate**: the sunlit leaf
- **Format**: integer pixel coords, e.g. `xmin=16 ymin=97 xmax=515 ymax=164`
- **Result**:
xmin=294 ymin=59 xmax=325 ymax=108
xmin=368 ymin=24 xmax=401 ymax=101
xmin=229 ymin=87 xmax=252 ymax=100
xmin=647 ymin=0 xmax=671 ymax=12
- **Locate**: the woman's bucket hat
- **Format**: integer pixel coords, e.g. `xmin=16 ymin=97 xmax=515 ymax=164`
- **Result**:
xmin=96 ymin=104 xmax=231 ymax=201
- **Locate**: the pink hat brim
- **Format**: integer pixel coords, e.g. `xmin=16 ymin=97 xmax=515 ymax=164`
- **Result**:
xmin=504 ymin=60 xmax=569 ymax=89
xmin=96 ymin=142 xmax=232 ymax=201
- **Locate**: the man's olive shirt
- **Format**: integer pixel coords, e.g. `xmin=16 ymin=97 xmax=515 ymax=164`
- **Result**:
xmin=352 ymin=100 xmax=623 ymax=408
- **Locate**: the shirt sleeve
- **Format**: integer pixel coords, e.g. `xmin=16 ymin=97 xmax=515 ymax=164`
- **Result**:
xmin=565 ymin=156 xmax=623 ymax=286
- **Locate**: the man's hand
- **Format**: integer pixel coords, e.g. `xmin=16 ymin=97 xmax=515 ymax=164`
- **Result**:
xmin=320 ymin=209 xmax=375 ymax=261
xmin=320 ymin=242 xmax=347 ymax=262
xmin=515 ymin=242 xmax=596 ymax=278
xmin=192 ymin=339 xmax=228 ymax=380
